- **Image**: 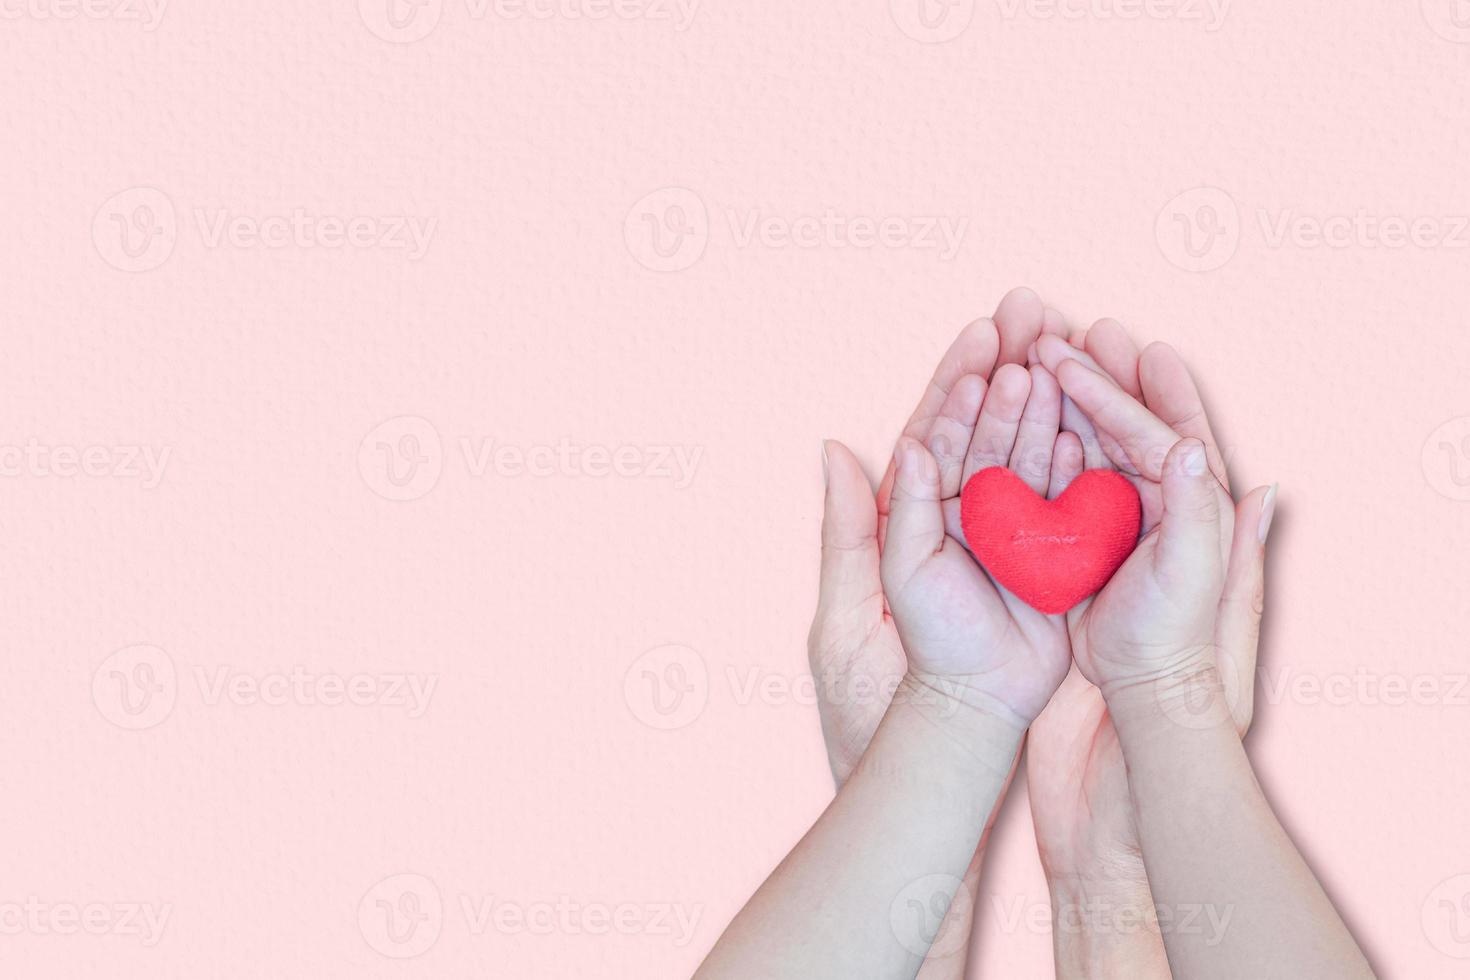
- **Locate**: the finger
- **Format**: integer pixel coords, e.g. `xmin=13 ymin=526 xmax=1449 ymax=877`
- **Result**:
xmin=879 ymin=317 xmax=1003 ymax=548
xmin=1060 ymin=395 xmax=1110 ymax=471
xmin=994 ymin=286 xmax=1045 ymax=367
xmin=1053 ymin=357 xmax=1182 ymax=482
xmin=1047 ymin=431 xmax=1085 ymax=499
xmin=1155 ymin=439 xmax=1223 ymax=591
xmin=962 ymin=363 xmax=1032 ymax=483
xmin=1038 ymin=335 xmax=1136 ymax=470
xmin=1083 ymin=318 xmax=1143 ymax=398
xmin=926 ymin=375 xmax=987 ymax=498
xmin=881 ymin=437 xmax=946 ymax=590
xmin=1009 ymin=365 xmax=1061 ymax=494
xmin=902 ymin=318 xmax=1003 ymax=440
xmin=1042 ymin=307 xmax=1069 ymax=339
xmin=1138 ymin=341 xmax=1228 ymax=486
xmin=816 ymin=441 xmax=883 ymax=619
xmin=1216 ymin=484 xmax=1276 ymax=734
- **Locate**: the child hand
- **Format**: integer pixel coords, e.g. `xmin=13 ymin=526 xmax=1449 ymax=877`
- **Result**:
xmin=1036 ymin=334 xmax=1272 ymax=719
xmin=880 ymin=357 xmax=1073 ymax=726
xmin=1024 ymin=318 xmax=1271 ymax=976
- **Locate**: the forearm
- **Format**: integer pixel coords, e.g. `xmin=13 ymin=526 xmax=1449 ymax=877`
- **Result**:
xmin=1108 ymin=669 xmax=1374 ymax=979
xmin=697 ymin=673 xmax=1024 ymax=980
xmin=913 ymin=843 xmax=984 ymax=980
xmin=1047 ymin=874 xmax=1171 ymax=980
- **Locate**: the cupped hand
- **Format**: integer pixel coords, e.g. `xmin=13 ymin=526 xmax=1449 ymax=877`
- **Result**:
xmin=807 ymin=288 xmax=1055 ymax=980
xmin=1024 ymin=318 xmax=1275 ymax=965
xmin=1035 ymin=332 xmax=1275 ymax=719
xmin=808 ymin=288 xmax=1050 ymax=783
xmin=880 ymin=354 xmax=1074 ymax=725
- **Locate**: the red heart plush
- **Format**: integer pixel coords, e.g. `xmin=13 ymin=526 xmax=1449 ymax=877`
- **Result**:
xmin=960 ymin=467 xmax=1141 ymax=615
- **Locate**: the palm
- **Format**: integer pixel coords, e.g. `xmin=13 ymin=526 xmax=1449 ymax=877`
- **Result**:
xmin=1026 ymin=668 xmax=1141 ymax=881
xmin=807 ymin=587 xmax=906 ymax=784
xmin=894 ymin=529 xmax=1072 ymax=712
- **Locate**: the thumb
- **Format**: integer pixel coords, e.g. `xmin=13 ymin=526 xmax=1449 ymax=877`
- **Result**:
xmin=1155 ymin=438 xmax=1224 ymax=591
xmin=815 ymin=440 xmax=882 ymax=619
xmin=880 ymin=437 xmax=945 ymax=592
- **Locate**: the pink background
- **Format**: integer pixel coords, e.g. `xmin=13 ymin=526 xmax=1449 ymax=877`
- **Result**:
xmin=3 ymin=1 xmax=1470 ymax=976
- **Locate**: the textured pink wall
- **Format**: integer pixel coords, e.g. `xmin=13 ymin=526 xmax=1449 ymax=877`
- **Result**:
xmin=2 ymin=2 xmax=1469 ymax=976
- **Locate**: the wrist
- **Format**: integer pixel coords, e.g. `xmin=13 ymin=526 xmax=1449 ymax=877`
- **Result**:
xmin=899 ymin=670 xmax=1031 ymax=741
xmin=854 ymin=671 xmax=1026 ymax=788
xmin=1099 ymin=652 xmax=1237 ymax=744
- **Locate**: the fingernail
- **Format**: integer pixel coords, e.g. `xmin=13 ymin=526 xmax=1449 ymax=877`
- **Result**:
xmin=1181 ymin=441 xmax=1207 ymax=476
xmin=1258 ymin=484 xmax=1278 ymax=544
xmin=821 ymin=440 xmax=830 ymax=486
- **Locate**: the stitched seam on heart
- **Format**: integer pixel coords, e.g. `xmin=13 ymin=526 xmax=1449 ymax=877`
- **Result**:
xmin=1010 ymin=531 xmax=1081 ymax=546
